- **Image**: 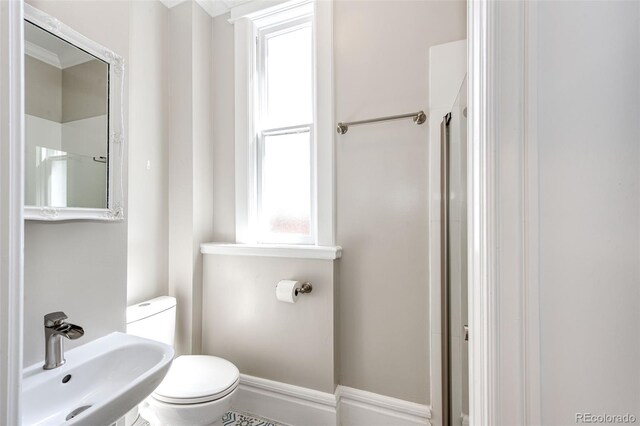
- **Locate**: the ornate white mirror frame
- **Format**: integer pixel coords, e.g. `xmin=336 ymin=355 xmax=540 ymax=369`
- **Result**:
xmin=23 ymin=4 xmax=125 ymax=221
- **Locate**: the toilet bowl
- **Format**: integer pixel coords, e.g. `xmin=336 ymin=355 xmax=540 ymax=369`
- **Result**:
xmin=126 ymin=297 xmax=239 ymax=426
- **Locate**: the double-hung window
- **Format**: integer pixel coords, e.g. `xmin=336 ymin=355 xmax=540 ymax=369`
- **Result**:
xmin=233 ymin=0 xmax=334 ymax=248
xmin=254 ymin=8 xmax=314 ymax=244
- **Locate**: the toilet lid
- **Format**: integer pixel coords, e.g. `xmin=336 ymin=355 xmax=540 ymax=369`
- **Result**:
xmin=152 ymin=355 xmax=240 ymax=404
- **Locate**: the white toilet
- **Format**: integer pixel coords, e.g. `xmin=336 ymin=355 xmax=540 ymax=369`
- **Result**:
xmin=126 ymin=296 xmax=239 ymax=426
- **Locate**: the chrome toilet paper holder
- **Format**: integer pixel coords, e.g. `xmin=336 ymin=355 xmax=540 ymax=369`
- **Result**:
xmin=295 ymin=282 xmax=313 ymax=296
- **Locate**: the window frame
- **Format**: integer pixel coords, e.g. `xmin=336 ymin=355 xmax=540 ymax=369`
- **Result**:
xmin=254 ymin=15 xmax=316 ymax=245
xmin=232 ymin=0 xmax=334 ymax=247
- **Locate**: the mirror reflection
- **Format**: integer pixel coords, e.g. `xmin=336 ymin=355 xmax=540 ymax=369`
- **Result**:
xmin=24 ymin=20 xmax=109 ymax=209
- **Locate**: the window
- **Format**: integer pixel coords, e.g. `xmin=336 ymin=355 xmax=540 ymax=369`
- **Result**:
xmin=232 ymin=0 xmax=334 ymax=248
xmin=255 ymin=12 xmax=314 ymax=244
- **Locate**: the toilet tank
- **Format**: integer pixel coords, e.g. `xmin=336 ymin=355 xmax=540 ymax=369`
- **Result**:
xmin=126 ymin=296 xmax=176 ymax=347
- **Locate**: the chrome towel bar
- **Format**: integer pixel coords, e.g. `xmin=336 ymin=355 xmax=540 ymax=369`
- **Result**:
xmin=336 ymin=110 xmax=426 ymax=134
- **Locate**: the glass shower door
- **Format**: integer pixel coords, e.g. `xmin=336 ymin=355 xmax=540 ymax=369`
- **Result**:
xmin=442 ymin=76 xmax=468 ymax=426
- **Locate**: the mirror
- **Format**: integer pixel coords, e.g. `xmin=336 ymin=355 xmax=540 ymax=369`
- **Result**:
xmin=24 ymin=4 xmax=124 ymax=221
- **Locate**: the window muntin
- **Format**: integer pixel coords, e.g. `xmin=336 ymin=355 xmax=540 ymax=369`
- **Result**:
xmin=253 ymin=12 xmax=315 ymax=244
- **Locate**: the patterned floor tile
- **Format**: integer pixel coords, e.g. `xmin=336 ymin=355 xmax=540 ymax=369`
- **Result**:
xmin=136 ymin=411 xmax=282 ymax=426
xmin=132 ymin=416 xmax=150 ymax=426
xmin=222 ymin=411 xmax=282 ymax=426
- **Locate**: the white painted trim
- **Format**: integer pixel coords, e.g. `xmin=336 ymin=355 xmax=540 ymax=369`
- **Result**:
xmin=158 ymin=0 xmax=186 ymax=9
xmin=0 ymin=0 xmax=24 ymax=424
xmin=201 ymin=242 xmax=342 ymax=259
xmin=313 ymin=0 xmax=335 ymax=246
xmin=337 ymin=386 xmax=431 ymax=426
xmin=24 ymin=40 xmax=61 ymax=68
xmin=23 ymin=4 xmax=125 ymax=222
xmin=234 ymin=374 xmax=337 ymax=426
xmin=229 ymin=0 xmax=308 ymax=23
xmin=467 ymin=0 xmax=497 ymax=424
xmin=24 ymin=207 xmax=124 ymax=222
xmin=233 ymin=15 xmax=253 ymax=243
xmin=241 ymin=374 xmax=337 ymax=406
xmin=194 ymin=0 xmax=226 ymax=18
xmin=232 ymin=375 xmax=432 ymax=426
xmin=24 ymin=40 xmax=93 ymax=70
xmin=468 ymin=0 xmax=542 ymax=424
xmin=158 ymin=0 xmax=253 ymax=18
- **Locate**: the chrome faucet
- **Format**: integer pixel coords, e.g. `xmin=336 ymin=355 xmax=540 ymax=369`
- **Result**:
xmin=43 ymin=312 xmax=84 ymax=370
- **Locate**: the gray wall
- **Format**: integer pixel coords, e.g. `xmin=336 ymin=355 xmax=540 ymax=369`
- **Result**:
xmin=334 ymin=0 xmax=465 ymax=404
xmin=25 ymin=54 xmax=108 ymax=123
xmin=537 ymin=1 xmax=640 ymax=423
xmin=24 ymin=56 xmax=61 ymax=121
xmin=127 ymin=0 xmax=169 ymax=306
xmin=167 ymin=1 xmax=214 ymax=356
xmin=61 ymin=59 xmax=108 ymax=123
xmin=211 ymin=12 xmax=236 ymax=243
xmin=126 ymin=1 xmax=214 ymax=358
xmin=202 ymin=256 xmax=336 ymax=393
xmin=23 ymin=0 xmax=129 ymax=367
xmin=206 ymin=1 xmax=466 ymax=404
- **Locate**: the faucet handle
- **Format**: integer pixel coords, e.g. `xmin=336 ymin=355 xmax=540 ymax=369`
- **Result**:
xmin=44 ymin=311 xmax=68 ymax=327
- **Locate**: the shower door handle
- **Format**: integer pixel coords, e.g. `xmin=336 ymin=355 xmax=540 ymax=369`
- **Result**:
xmin=441 ymin=112 xmax=452 ymax=426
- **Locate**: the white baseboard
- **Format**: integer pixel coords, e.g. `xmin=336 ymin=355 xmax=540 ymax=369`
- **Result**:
xmin=337 ymin=386 xmax=431 ymax=426
xmin=233 ymin=374 xmax=432 ymax=426
xmin=233 ymin=374 xmax=338 ymax=426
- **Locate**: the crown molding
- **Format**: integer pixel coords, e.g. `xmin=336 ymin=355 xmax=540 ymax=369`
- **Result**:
xmin=24 ymin=40 xmax=60 ymax=68
xmin=158 ymin=0 xmax=253 ymax=18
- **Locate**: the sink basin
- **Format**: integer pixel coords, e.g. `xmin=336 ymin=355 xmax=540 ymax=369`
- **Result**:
xmin=22 ymin=332 xmax=174 ymax=426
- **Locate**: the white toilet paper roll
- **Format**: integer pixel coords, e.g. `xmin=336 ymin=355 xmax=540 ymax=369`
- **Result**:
xmin=276 ymin=280 xmax=301 ymax=303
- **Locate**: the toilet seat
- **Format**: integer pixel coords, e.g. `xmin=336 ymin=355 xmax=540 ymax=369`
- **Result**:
xmin=152 ymin=355 xmax=240 ymax=405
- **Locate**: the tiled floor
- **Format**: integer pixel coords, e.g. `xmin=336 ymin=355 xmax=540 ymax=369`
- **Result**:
xmin=222 ymin=411 xmax=282 ymax=426
xmin=135 ymin=411 xmax=282 ymax=426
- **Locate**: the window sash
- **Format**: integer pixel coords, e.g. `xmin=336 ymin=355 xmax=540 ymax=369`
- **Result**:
xmin=256 ymin=125 xmax=315 ymax=244
xmin=252 ymin=13 xmax=316 ymax=245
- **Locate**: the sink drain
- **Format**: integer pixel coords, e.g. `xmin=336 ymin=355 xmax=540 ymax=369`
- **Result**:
xmin=65 ymin=405 xmax=92 ymax=421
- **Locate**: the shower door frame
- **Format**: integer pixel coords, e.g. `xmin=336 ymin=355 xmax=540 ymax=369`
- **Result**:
xmin=440 ymin=112 xmax=452 ymax=426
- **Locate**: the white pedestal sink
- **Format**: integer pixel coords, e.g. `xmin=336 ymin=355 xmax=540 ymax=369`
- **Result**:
xmin=22 ymin=332 xmax=174 ymax=426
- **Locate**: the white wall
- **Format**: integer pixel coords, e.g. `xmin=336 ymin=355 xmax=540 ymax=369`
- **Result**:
xmin=22 ymin=0 xmax=129 ymax=367
xmin=127 ymin=0 xmax=169 ymax=305
xmin=536 ymin=1 xmax=640 ymax=423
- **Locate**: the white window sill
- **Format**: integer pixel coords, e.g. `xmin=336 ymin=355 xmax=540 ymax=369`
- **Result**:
xmin=200 ymin=243 xmax=342 ymax=260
